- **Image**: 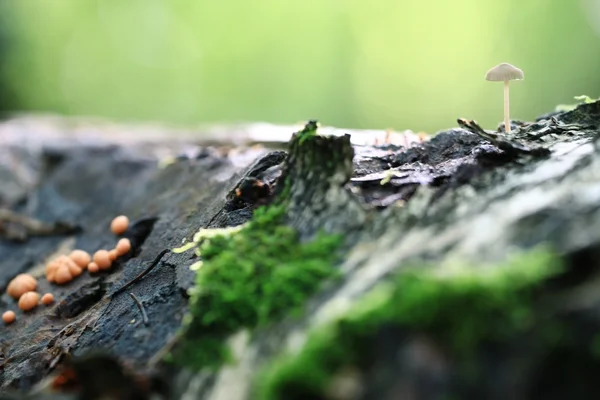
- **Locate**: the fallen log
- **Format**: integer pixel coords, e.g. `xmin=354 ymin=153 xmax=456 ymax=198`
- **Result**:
xmin=0 ymin=101 xmax=600 ymax=399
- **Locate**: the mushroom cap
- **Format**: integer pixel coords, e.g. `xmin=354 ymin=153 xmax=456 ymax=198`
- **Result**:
xmin=485 ymin=63 xmax=524 ymax=81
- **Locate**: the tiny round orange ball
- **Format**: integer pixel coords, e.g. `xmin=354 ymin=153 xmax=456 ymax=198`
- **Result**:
xmin=115 ymin=238 xmax=132 ymax=257
xmin=93 ymin=250 xmax=112 ymax=270
xmin=7 ymin=274 xmax=37 ymax=299
xmin=69 ymin=250 xmax=91 ymax=268
xmin=108 ymin=249 xmax=118 ymax=261
xmin=88 ymin=262 xmax=100 ymax=273
xmin=110 ymin=215 xmax=129 ymax=236
xmin=2 ymin=311 xmax=16 ymax=324
xmin=18 ymin=291 xmax=40 ymax=311
xmin=41 ymin=293 xmax=54 ymax=305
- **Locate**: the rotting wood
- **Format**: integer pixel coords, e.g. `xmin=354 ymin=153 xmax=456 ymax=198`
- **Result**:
xmin=1 ymin=101 xmax=600 ymax=399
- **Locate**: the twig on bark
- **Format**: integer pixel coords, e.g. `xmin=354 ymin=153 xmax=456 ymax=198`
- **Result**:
xmin=129 ymin=293 xmax=149 ymax=326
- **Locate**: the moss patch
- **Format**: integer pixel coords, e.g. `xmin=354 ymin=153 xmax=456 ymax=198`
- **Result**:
xmin=296 ymin=119 xmax=319 ymax=145
xmin=256 ymin=247 xmax=563 ymax=400
xmin=173 ymin=202 xmax=343 ymax=369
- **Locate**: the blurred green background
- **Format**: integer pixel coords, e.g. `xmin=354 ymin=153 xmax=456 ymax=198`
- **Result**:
xmin=0 ymin=0 xmax=599 ymax=133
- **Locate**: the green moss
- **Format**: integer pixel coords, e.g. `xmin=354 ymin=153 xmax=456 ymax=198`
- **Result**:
xmin=256 ymin=247 xmax=563 ymax=400
xmin=173 ymin=201 xmax=343 ymax=370
xmin=555 ymin=95 xmax=599 ymax=112
xmin=296 ymin=119 xmax=319 ymax=145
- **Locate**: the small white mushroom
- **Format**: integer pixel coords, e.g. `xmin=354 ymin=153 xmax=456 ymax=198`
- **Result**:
xmin=485 ymin=63 xmax=524 ymax=133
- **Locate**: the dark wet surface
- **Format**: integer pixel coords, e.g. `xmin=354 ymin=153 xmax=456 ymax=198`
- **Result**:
xmin=0 ymin=133 xmax=271 ymax=391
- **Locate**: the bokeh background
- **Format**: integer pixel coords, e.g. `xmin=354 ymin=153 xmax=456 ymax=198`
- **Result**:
xmin=0 ymin=0 xmax=599 ymax=133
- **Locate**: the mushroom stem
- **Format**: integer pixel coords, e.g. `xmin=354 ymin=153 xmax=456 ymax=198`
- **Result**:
xmin=503 ymin=80 xmax=511 ymax=133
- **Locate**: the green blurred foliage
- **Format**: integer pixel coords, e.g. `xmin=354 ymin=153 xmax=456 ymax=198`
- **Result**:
xmin=0 ymin=0 xmax=599 ymax=132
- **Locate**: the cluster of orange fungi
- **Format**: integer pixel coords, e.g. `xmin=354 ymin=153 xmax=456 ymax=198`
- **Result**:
xmin=3 ymin=215 xmax=131 ymax=325
xmin=3 ymin=274 xmax=48 ymax=322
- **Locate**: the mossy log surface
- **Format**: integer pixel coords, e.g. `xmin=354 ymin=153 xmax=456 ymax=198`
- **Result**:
xmin=0 ymin=102 xmax=600 ymax=399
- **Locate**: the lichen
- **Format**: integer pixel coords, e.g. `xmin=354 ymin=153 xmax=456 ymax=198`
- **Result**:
xmin=172 ymin=201 xmax=343 ymax=370
xmin=255 ymin=246 xmax=563 ymax=400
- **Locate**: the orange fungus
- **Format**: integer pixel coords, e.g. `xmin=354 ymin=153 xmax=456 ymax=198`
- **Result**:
xmin=7 ymin=274 xmax=37 ymax=300
xmin=93 ymin=250 xmax=112 ymax=270
xmin=110 ymin=215 xmax=129 ymax=235
xmin=18 ymin=291 xmax=40 ymax=311
xmin=2 ymin=311 xmax=16 ymax=324
xmin=69 ymin=250 xmax=91 ymax=268
xmin=47 ymin=256 xmax=83 ymax=284
xmin=87 ymin=262 xmax=100 ymax=273
xmin=115 ymin=238 xmax=132 ymax=257
xmin=41 ymin=293 xmax=54 ymax=305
